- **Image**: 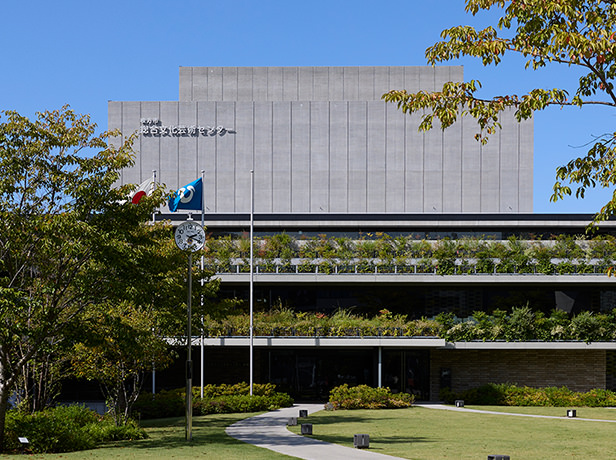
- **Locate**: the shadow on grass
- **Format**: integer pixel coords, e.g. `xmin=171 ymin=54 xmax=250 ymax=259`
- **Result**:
xmin=101 ymin=415 xmax=255 ymax=451
xmin=289 ymin=410 xmax=437 ymax=447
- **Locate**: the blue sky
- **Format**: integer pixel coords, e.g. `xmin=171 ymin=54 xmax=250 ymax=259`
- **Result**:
xmin=1 ymin=0 xmax=613 ymax=214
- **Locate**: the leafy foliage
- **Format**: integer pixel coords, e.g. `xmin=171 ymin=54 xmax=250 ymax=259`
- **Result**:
xmin=133 ymin=383 xmax=294 ymax=419
xmin=328 ymin=384 xmax=414 ymax=410
xmin=3 ymin=405 xmax=145 ymax=454
xmin=205 ymin=233 xmax=616 ymax=275
xmin=199 ymin=306 xmax=616 ymax=343
xmin=441 ymin=383 xmax=616 ymax=407
xmin=382 ymin=0 xmax=616 ymax=225
xmin=0 ymin=106 xmax=222 ymax=448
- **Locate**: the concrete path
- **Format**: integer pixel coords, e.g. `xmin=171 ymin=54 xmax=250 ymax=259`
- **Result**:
xmin=414 ymin=402 xmax=616 ymax=423
xmin=226 ymin=403 xmax=406 ymax=460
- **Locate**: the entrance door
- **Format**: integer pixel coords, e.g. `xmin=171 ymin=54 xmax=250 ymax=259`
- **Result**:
xmin=382 ymin=350 xmax=430 ymax=400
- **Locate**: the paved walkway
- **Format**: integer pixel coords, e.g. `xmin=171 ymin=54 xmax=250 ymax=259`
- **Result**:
xmin=414 ymin=402 xmax=616 ymax=422
xmin=227 ymin=402 xmax=616 ymax=459
xmin=226 ymin=403 xmax=406 ymax=460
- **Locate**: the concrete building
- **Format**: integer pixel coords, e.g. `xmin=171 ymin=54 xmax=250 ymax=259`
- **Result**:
xmin=109 ymin=67 xmax=616 ymax=401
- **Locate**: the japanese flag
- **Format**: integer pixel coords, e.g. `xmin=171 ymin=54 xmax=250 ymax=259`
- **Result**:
xmin=131 ymin=177 xmax=156 ymax=204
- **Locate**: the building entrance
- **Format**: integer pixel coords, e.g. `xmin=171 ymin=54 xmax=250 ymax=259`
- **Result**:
xmin=382 ymin=350 xmax=430 ymax=400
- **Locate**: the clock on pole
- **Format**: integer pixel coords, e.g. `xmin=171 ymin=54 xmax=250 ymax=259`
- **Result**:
xmin=174 ymin=221 xmax=205 ymax=252
xmin=174 ymin=220 xmax=204 ymax=441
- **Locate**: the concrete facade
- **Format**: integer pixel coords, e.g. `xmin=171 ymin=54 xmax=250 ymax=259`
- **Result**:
xmin=109 ymin=66 xmax=533 ymax=214
xmin=109 ymin=66 xmax=616 ymax=400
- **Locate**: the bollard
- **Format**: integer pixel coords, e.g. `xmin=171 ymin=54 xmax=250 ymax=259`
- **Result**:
xmin=354 ymin=434 xmax=370 ymax=449
xmin=299 ymin=409 xmax=308 ymax=418
xmin=288 ymin=417 xmax=297 ymax=426
xmin=301 ymin=423 xmax=313 ymax=435
xmin=455 ymin=400 xmax=464 ymax=407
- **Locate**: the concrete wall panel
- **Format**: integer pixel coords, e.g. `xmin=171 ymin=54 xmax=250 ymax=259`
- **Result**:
xmin=367 ymin=101 xmax=386 ymax=212
xmin=197 ymin=103 xmax=217 ymax=211
xmin=207 ymin=67 xmax=223 ymax=102
xmin=461 ymin=117 xmax=482 ymax=212
xmin=386 ymin=104 xmax=405 ymax=212
xmin=235 ymin=102 xmax=254 ymax=212
xmin=343 ymin=67 xmax=359 ymax=101
xmin=291 ymin=102 xmax=310 ymax=212
xmin=404 ymin=111 xmax=424 ymax=212
xmin=253 ymin=67 xmax=268 ymax=101
xmin=330 ymin=102 xmax=349 ymax=213
xmin=348 ymin=101 xmax=368 ymax=212
xmin=298 ymin=67 xmax=314 ymax=101
xmin=424 ymin=128 xmax=443 ymax=212
xmin=215 ymin=102 xmax=237 ymax=211
xmin=178 ymin=102 xmax=198 ymax=187
xmin=179 ymin=67 xmax=192 ymax=101
xmin=112 ymin=66 xmax=533 ymax=214
xmin=237 ymin=67 xmax=253 ymax=102
xmin=329 ymin=67 xmax=344 ymax=101
xmin=283 ymin=67 xmax=299 ymax=101
xmin=253 ymin=102 xmax=273 ymax=213
xmin=442 ymin=119 xmax=462 ymax=212
xmin=310 ymin=101 xmax=330 ymax=212
xmin=267 ymin=67 xmax=283 ymax=101
xmin=137 ymin=102 xmax=161 ymax=185
xmin=313 ymin=67 xmax=329 ymax=101
xmin=481 ymin=131 xmax=501 ymax=211
xmin=272 ymin=102 xmax=291 ymax=212
xmin=500 ymin=110 xmax=520 ymax=212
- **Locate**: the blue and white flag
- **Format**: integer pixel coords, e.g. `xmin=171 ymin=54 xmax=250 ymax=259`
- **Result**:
xmin=168 ymin=178 xmax=203 ymax=212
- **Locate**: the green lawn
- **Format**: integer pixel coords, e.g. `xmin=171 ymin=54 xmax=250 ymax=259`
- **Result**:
xmin=6 ymin=406 xmax=616 ymax=459
xmin=1 ymin=413 xmax=294 ymax=460
xmin=288 ymin=406 xmax=616 ymax=459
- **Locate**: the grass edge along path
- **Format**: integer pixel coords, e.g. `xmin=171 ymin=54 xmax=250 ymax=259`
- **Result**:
xmin=0 ymin=412 xmax=296 ymax=460
xmin=288 ymin=405 xmax=616 ymax=460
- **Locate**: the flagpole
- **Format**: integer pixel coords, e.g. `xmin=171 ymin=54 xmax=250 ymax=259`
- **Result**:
xmin=200 ymin=170 xmax=205 ymax=400
xmin=151 ymin=170 xmax=157 ymax=224
xmin=249 ymin=169 xmax=254 ymax=396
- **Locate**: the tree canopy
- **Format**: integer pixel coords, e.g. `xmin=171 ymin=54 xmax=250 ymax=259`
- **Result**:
xmin=382 ymin=0 xmax=616 ymax=225
xmin=0 ymin=106 xmax=218 ymax=445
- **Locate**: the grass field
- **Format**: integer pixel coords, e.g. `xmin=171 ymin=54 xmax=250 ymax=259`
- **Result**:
xmin=1 ymin=413 xmax=294 ymax=460
xmin=289 ymin=405 xmax=616 ymax=459
xmin=6 ymin=405 xmax=616 ymax=459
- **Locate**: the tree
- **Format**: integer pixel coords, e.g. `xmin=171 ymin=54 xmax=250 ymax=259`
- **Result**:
xmin=71 ymin=301 xmax=172 ymax=426
xmin=0 ymin=106 xmax=201 ymax=447
xmin=69 ymin=218 xmax=221 ymax=425
xmin=382 ymin=0 xmax=616 ymax=226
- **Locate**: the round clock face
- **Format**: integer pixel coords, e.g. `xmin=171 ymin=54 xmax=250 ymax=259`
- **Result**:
xmin=174 ymin=221 xmax=205 ymax=252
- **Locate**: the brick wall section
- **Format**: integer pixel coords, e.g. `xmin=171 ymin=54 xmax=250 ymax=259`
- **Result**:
xmin=430 ymin=349 xmax=606 ymax=400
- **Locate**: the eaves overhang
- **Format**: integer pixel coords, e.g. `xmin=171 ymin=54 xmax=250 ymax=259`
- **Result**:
xmin=444 ymin=341 xmax=616 ymax=350
xmin=170 ymin=336 xmax=446 ymax=348
xmin=214 ymin=273 xmax=614 ymax=285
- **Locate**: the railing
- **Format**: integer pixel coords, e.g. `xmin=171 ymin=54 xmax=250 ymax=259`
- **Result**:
xmin=205 ymin=258 xmax=610 ymax=276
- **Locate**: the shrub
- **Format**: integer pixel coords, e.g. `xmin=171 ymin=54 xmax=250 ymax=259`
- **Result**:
xmin=442 ymin=383 xmax=616 ymax=407
xmin=134 ymin=383 xmax=294 ymax=419
xmin=328 ymin=384 xmax=414 ymax=410
xmin=4 ymin=405 xmax=146 ymax=454
xmin=133 ymin=389 xmax=184 ymax=419
xmin=194 ymin=393 xmax=294 ymax=415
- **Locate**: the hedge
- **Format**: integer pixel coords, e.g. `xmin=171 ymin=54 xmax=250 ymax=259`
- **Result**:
xmin=133 ymin=382 xmax=294 ymax=419
xmin=4 ymin=405 xmax=145 ymax=454
xmin=327 ymin=384 xmax=414 ymax=410
xmin=440 ymin=383 xmax=616 ymax=407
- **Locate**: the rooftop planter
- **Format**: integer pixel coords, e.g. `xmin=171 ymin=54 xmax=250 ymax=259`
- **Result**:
xmin=197 ymin=307 xmax=616 ymax=343
xmin=203 ymin=234 xmax=616 ymax=276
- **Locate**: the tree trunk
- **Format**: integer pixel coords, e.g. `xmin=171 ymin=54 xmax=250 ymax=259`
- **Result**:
xmin=0 ymin=375 xmax=12 ymax=451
